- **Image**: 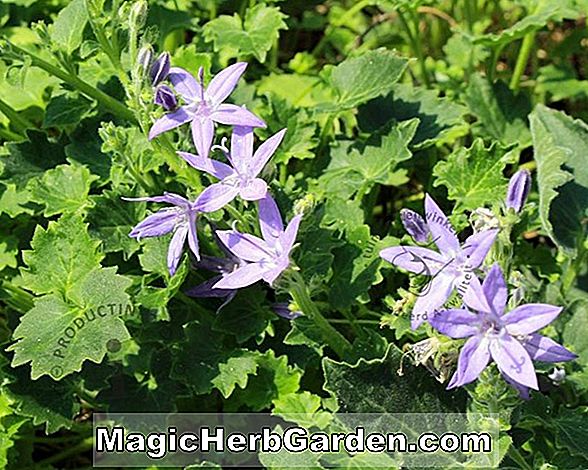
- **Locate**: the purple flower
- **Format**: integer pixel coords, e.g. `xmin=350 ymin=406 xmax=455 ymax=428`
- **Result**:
xmin=380 ymin=194 xmax=498 ymax=329
xmin=213 ymin=194 xmax=301 ymax=289
xmin=273 ymin=302 xmax=302 ymax=320
xmin=124 ymin=192 xmax=200 ymax=276
xmin=506 ymin=169 xmax=531 ymax=213
xmin=154 ymin=84 xmax=177 ymax=111
xmin=179 ymin=127 xmax=286 ymax=213
xmin=400 ymin=208 xmax=429 ymax=243
xmin=430 ymin=264 xmax=576 ymax=394
xmin=150 ymin=52 xmax=171 ymax=86
xmin=148 ymin=63 xmax=266 ymax=158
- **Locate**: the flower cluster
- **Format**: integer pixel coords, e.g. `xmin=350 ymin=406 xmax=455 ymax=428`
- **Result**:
xmin=126 ymin=57 xmax=300 ymax=294
xmin=380 ymin=173 xmax=576 ymax=397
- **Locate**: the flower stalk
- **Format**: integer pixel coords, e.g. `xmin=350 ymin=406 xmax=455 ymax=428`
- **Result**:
xmin=289 ymin=270 xmax=354 ymax=361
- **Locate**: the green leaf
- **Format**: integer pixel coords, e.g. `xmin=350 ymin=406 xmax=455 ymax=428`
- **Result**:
xmin=317 ymin=49 xmax=408 ymax=112
xmin=357 ymin=84 xmax=467 ymax=148
xmin=19 ymin=214 xmax=102 ymax=297
xmin=529 ymin=105 xmax=588 ymax=253
xmin=9 ymin=267 xmax=132 ymax=379
xmin=272 ymin=391 xmax=332 ymax=429
xmin=537 ymin=64 xmax=588 ymax=102
xmin=211 ymin=350 xmax=260 ymax=399
xmin=3 ymin=366 xmax=79 ymax=433
xmin=473 ymin=1 xmax=580 ymax=48
xmin=563 ymin=300 xmax=588 ymax=365
xmin=203 ymin=5 xmax=287 ymax=62
xmin=0 ymin=183 xmax=32 ymax=217
xmin=43 ymin=93 xmax=93 ymax=128
xmin=322 ymin=344 xmax=466 ymax=413
xmin=29 ymin=163 xmax=98 ymax=216
xmin=464 ymin=74 xmax=531 ymax=147
xmin=553 ymin=408 xmax=588 ymax=459
xmin=50 ymin=0 xmax=88 ymax=54
xmin=433 ymin=139 xmax=518 ymax=212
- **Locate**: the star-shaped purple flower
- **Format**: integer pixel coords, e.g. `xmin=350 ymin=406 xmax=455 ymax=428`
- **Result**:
xmin=213 ymin=195 xmax=301 ymax=289
xmin=148 ymin=63 xmax=266 ymax=158
xmin=380 ymin=194 xmax=498 ymax=329
xmin=178 ymin=127 xmax=286 ymax=213
xmin=124 ymin=192 xmax=200 ymax=276
xmin=430 ymin=263 xmax=576 ymax=395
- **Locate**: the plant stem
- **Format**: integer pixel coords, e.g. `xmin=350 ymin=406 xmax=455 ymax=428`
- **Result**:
xmin=0 ymin=98 xmax=34 ymax=134
xmin=9 ymin=44 xmax=136 ymax=123
xmin=33 ymin=437 xmax=93 ymax=467
xmin=510 ymin=32 xmax=535 ymax=91
xmin=289 ymin=271 xmax=354 ymax=360
xmin=398 ymin=9 xmax=430 ymax=87
xmin=507 ymin=446 xmax=534 ymax=470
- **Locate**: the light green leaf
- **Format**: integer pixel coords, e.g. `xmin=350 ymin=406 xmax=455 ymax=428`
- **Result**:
xmin=43 ymin=93 xmax=93 ymax=128
xmin=464 ymin=74 xmax=531 ymax=147
xmin=433 ymin=139 xmax=517 ymax=212
xmin=529 ymin=105 xmax=588 ymax=252
xmin=50 ymin=0 xmax=88 ymax=54
xmin=0 ymin=183 xmax=32 ymax=217
xmin=211 ymin=350 xmax=260 ymax=399
xmin=29 ymin=163 xmax=98 ymax=216
xmin=317 ymin=49 xmax=408 ymax=112
xmin=203 ymin=5 xmax=287 ymax=62
xmin=8 ymin=267 xmax=132 ymax=379
xmin=19 ymin=214 xmax=102 ymax=296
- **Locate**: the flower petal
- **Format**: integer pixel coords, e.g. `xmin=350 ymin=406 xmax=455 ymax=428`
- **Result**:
xmin=490 ymin=334 xmax=538 ymax=390
xmin=460 ymin=275 xmax=492 ymax=314
xmin=429 ymin=308 xmax=480 ymax=338
xmin=522 ymin=334 xmax=577 ymax=362
xmin=177 ymin=151 xmax=235 ymax=179
xmin=262 ymin=258 xmax=290 ymax=286
xmin=211 ymin=103 xmax=266 ymax=128
xmin=186 ymin=275 xmax=234 ymax=298
xmin=424 ymin=194 xmax=460 ymax=255
xmin=216 ymin=230 xmax=273 ymax=262
xmin=239 ymin=178 xmax=267 ymax=201
xmin=258 ymin=194 xmax=284 ymax=244
xmin=482 ymin=263 xmax=507 ymax=314
xmin=194 ymin=183 xmax=239 ymax=213
xmin=207 ymin=62 xmax=247 ymax=106
xmin=129 ymin=209 xmax=179 ymax=238
xmin=167 ymin=224 xmax=188 ymax=276
xmin=148 ymin=107 xmax=192 ymax=140
xmin=230 ymin=126 xmax=254 ymax=173
xmin=502 ymin=374 xmax=531 ymax=400
xmin=122 ymin=192 xmax=188 ymax=206
xmin=280 ymin=214 xmax=302 ymax=256
xmin=462 ymin=229 xmax=498 ymax=268
xmin=187 ymin=210 xmax=200 ymax=261
xmin=447 ymin=335 xmax=491 ymax=389
xmin=191 ymin=117 xmax=215 ymax=159
xmin=379 ymin=246 xmax=448 ymax=276
xmin=502 ymin=304 xmax=563 ymax=335
xmin=213 ymin=263 xmax=267 ymax=289
xmin=412 ymin=272 xmax=455 ymax=329
xmin=168 ymin=67 xmax=202 ymax=101
xmin=248 ymin=128 xmax=286 ymax=177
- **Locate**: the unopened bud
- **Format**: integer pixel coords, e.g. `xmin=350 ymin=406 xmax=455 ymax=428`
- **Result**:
xmin=154 ymin=84 xmax=177 ymax=111
xmin=137 ymin=45 xmax=153 ymax=73
xmin=506 ymin=169 xmax=531 ymax=213
xmin=150 ymin=51 xmax=170 ymax=86
xmin=130 ymin=1 xmax=148 ymax=30
xmin=400 ymin=208 xmax=429 ymax=243
xmin=272 ymin=302 xmax=302 ymax=320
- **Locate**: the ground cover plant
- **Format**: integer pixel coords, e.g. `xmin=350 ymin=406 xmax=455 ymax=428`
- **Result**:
xmin=0 ymin=0 xmax=587 ymax=468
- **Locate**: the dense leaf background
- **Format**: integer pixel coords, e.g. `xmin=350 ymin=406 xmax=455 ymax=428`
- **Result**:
xmin=0 ymin=0 xmax=587 ymax=468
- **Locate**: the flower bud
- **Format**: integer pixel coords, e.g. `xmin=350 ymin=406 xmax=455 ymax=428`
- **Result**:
xmin=150 ymin=51 xmax=170 ymax=86
xmin=154 ymin=84 xmax=177 ymax=111
xmin=272 ymin=302 xmax=302 ymax=320
xmin=137 ymin=45 xmax=153 ymax=74
xmin=506 ymin=169 xmax=531 ymax=213
xmin=130 ymin=0 xmax=148 ymax=30
xmin=400 ymin=208 xmax=429 ymax=243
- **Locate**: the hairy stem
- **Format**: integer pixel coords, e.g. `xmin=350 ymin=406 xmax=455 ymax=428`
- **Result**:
xmin=398 ymin=9 xmax=430 ymax=87
xmin=510 ymin=32 xmax=535 ymax=91
xmin=289 ymin=271 xmax=354 ymax=360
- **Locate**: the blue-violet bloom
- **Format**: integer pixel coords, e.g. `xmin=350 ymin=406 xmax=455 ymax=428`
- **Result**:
xmin=148 ymin=63 xmax=265 ymax=158
xmin=273 ymin=302 xmax=303 ymax=320
xmin=154 ymin=84 xmax=177 ymax=111
xmin=124 ymin=192 xmax=200 ymax=276
xmin=430 ymin=263 xmax=576 ymax=395
xmin=400 ymin=208 xmax=430 ymax=243
xmin=179 ymin=127 xmax=286 ymax=212
xmin=506 ymin=169 xmax=531 ymax=213
xmin=150 ymin=51 xmax=171 ymax=86
xmin=213 ymin=195 xmax=301 ymax=289
xmin=380 ymin=194 xmax=498 ymax=329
